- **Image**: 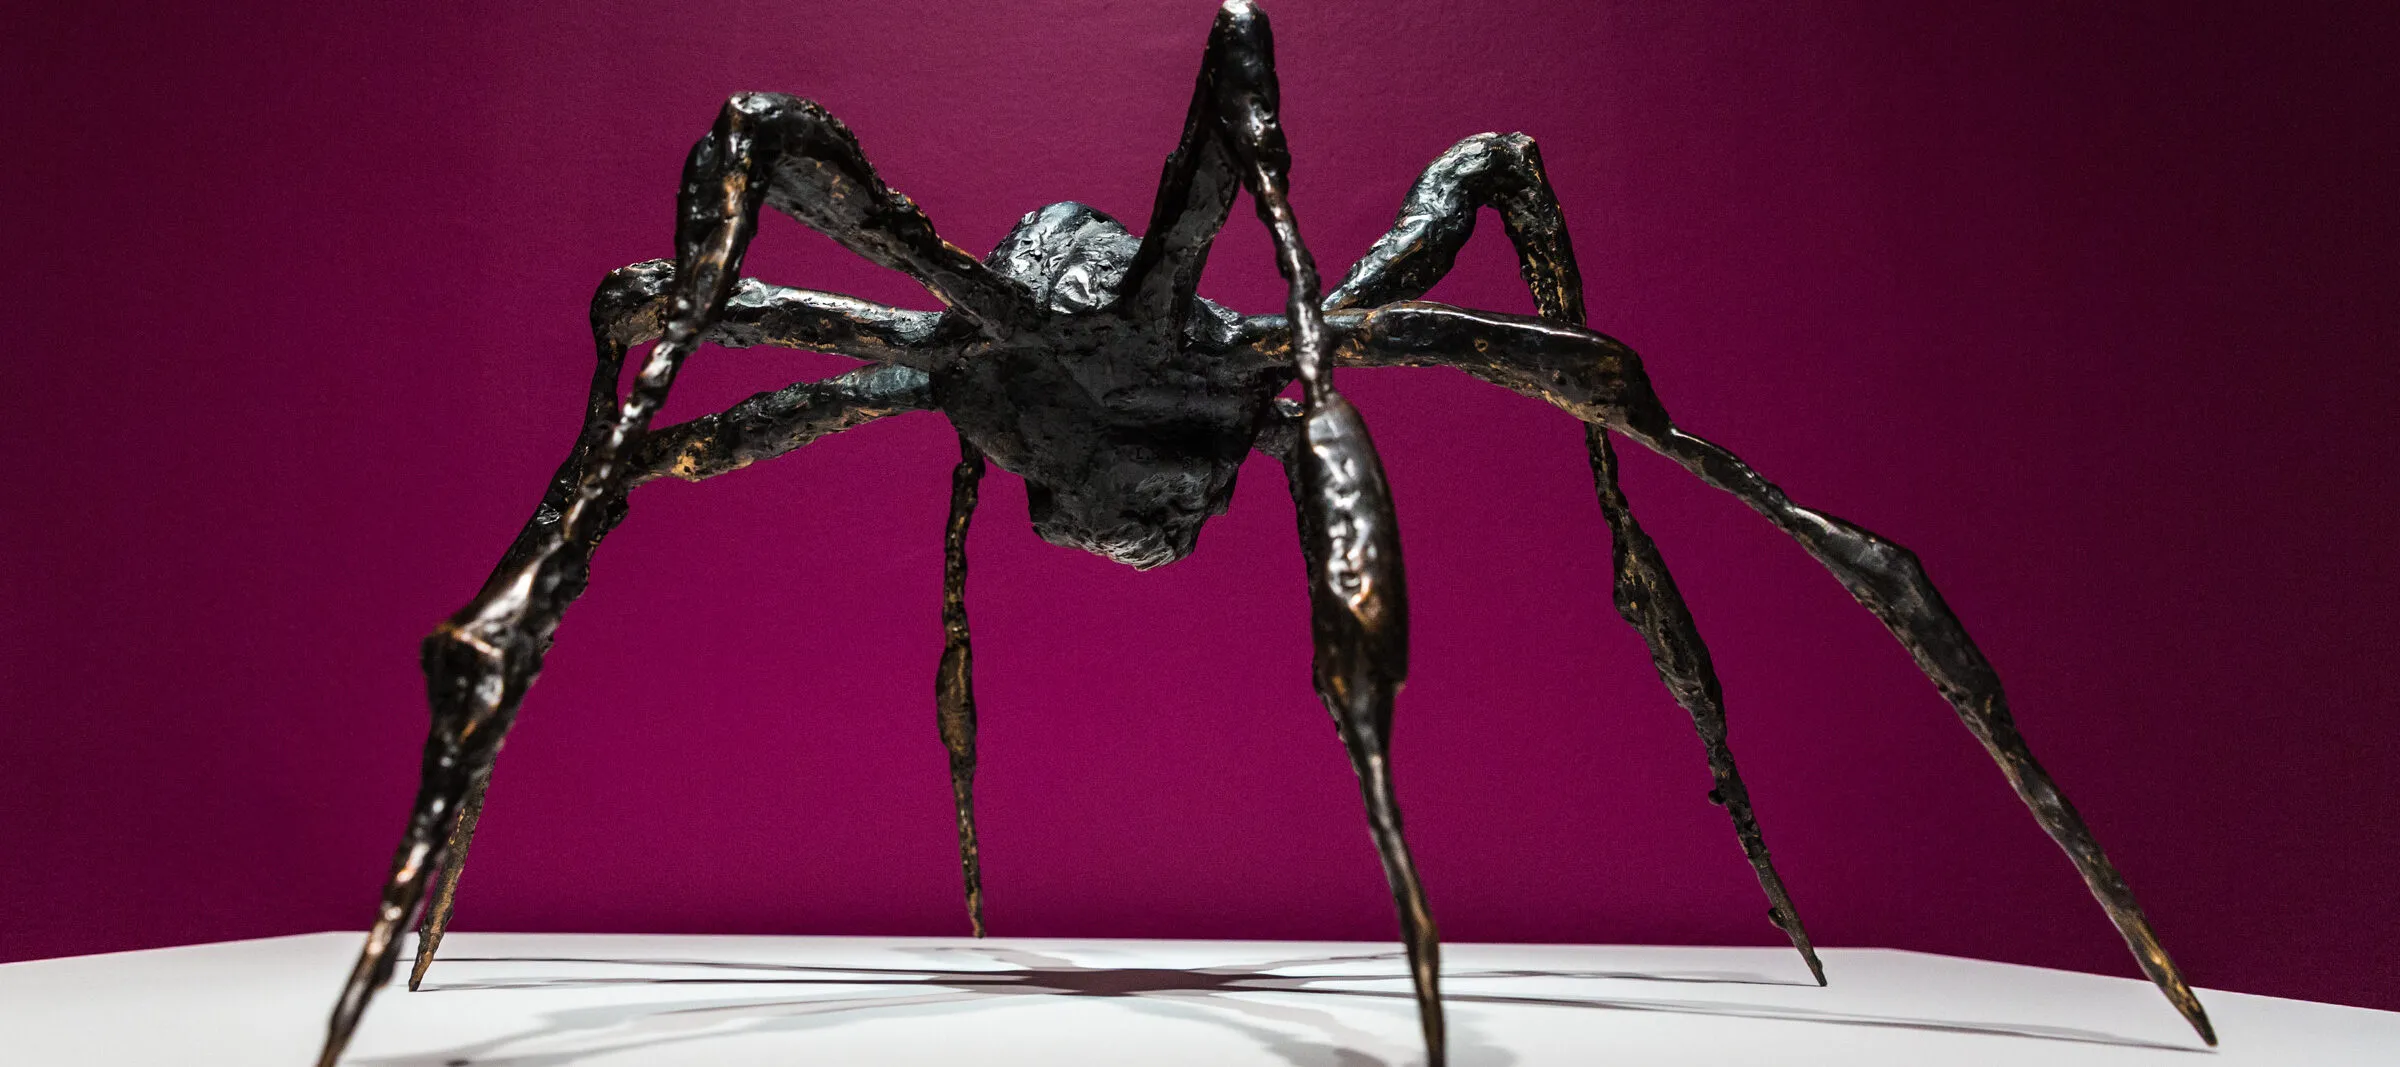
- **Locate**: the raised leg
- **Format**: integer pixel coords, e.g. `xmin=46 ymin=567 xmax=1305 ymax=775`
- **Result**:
xmin=1115 ymin=19 xmax=1243 ymax=332
xmin=1130 ymin=4 xmax=1445 ymax=1064
xmin=1321 ymin=131 xmax=1581 ymax=321
xmin=1320 ymin=132 xmax=1823 ymax=977
xmin=318 ymin=93 xmax=970 ymax=1067
xmin=1261 ymin=300 xmax=2215 ymax=1045
xmin=937 ymin=434 xmax=988 ymax=936
xmin=725 ymin=98 xmax=1032 ymax=334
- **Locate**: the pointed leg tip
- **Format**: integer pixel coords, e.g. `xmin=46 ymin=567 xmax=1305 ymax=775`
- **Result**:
xmin=1767 ymin=907 xmax=1826 ymax=985
xmin=313 ymin=1028 xmax=352 ymax=1067
xmin=406 ymin=944 xmax=435 ymax=992
xmin=319 ymin=987 xmax=366 ymax=1067
xmin=2151 ymin=967 xmax=2214 ymax=1045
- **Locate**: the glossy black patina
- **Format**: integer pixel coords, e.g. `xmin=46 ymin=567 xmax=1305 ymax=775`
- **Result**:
xmin=318 ymin=4 xmax=2215 ymax=1066
xmin=944 ymin=201 xmax=1279 ymax=569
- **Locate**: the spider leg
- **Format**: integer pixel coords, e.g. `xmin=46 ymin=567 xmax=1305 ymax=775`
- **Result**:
xmin=351 ymin=359 xmax=937 ymax=1057
xmin=1257 ymin=301 xmax=2215 ymax=1046
xmin=319 ymin=94 xmax=969 ymax=1066
xmin=937 ymin=434 xmax=988 ymax=936
xmin=1269 ymin=397 xmax=1440 ymax=1067
xmin=396 ymin=265 xmax=946 ymax=999
xmin=405 ymin=769 xmax=488 ymax=991
xmin=1586 ymin=425 xmax=1825 ymax=983
xmin=629 ymin=362 xmax=937 ymax=486
xmin=1257 ymin=391 xmax=1436 ymax=1057
xmin=1117 ymin=2 xmax=1326 ymax=352
xmin=713 ymin=95 xmax=1033 ymax=334
xmin=1132 ymin=4 xmax=1446 ymax=1064
xmin=1114 ymin=33 xmax=1242 ymax=332
xmin=1616 ymin=425 xmax=2213 ymax=1044
xmin=1322 ymin=133 xmax=1824 ymax=980
xmin=1321 ymin=131 xmax=1581 ymax=321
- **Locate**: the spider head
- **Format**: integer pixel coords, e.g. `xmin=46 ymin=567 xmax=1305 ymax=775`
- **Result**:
xmin=986 ymin=202 xmax=1139 ymax=314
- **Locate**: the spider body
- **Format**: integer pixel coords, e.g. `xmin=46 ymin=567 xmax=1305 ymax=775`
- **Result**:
xmin=316 ymin=4 xmax=2215 ymax=1065
xmin=945 ymin=201 xmax=1280 ymax=568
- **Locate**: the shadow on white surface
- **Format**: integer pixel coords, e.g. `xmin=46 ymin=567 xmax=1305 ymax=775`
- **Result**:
xmin=361 ymin=945 xmax=2205 ymax=1067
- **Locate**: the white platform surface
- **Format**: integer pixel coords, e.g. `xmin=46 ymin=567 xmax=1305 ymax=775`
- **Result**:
xmin=3 ymin=933 xmax=2393 ymax=1065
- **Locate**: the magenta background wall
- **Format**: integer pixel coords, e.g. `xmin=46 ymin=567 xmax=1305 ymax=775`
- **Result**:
xmin=6 ymin=0 xmax=2396 ymax=1016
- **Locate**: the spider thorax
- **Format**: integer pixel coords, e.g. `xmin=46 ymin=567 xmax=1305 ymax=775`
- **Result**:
xmin=933 ymin=202 xmax=1286 ymax=570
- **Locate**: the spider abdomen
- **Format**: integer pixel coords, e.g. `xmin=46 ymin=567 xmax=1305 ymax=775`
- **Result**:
xmin=934 ymin=323 xmax=1279 ymax=570
xmin=930 ymin=202 xmax=1286 ymax=569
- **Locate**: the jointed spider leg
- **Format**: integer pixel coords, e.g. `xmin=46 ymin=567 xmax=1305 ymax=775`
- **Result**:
xmin=937 ymin=434 xmax=988 ymax=936
xmin=1260 ymin=381 xmax=1437 ymax=1067
xmin=318 ymin=121 xmax=764 ymax=1067
xmin=401 ymin=270 xmax=948 ymax=993
xmin=1586 ymin=426 xmax=1824 ymax=984
xmin=629 ymin=362 xmax=937 ymax=486
xmin=1323 ymin=134 xmax=1823 ymax=979
xmin=1321 ymin=132 xmax=1581 ymax=321
xmin=1132 ymin=4 xmax=1445 ymax=1064
xmin=715 ymin=99 xmax=1034 ymax=335
xmin=1619 ymin=422 xmax=2213 ymax=1043
xmin=395 ymin=103 xmax=984 ymax=992
xmin=320 ymin=92 xmax=981 ymax=1066
xmin=1285 ymin=398 xmax=1438 ymax=1067
xmin=1256 ymin=301 xmax=2214 ymax=1045
xmin=1115 ymin=27 xmax=1242 ymax=334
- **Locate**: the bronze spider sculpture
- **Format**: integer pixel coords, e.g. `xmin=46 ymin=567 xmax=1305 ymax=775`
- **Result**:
xmin=318 ymin=3 xmax=2213 ymax=1064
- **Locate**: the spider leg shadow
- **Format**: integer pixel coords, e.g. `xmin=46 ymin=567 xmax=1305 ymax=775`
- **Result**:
xmin=362 ymin=948 xmax=2202 ymax=1067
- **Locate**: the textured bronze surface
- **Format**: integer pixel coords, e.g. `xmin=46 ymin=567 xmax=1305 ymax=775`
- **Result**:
xmin=1587 ymin=426 xmax=1824 ymax=985
xmin=319 ymin=3 xmax=2214 ymax=1065
xmin=938 ymin=434 xmax=987 ymax=938
xmin=404 ymin=769 xmax=484 ymax=992
xmin=1321 ymin=128 xmax=1826 ymax=987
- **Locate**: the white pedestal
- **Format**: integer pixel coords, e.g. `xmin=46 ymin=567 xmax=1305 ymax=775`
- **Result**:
xmin=3 ymin=933 xmax=2392 ymax=1065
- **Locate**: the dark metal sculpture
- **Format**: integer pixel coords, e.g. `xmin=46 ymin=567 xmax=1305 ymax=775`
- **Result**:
xmin=316 ymin=4 xmax=2214 ymax=1063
